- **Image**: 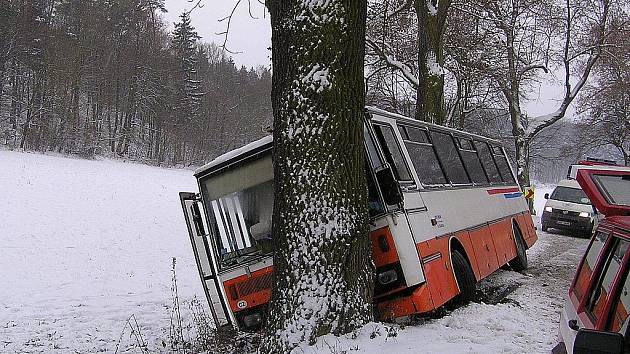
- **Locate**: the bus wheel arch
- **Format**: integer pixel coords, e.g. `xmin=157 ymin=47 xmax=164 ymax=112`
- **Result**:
xmin=449 ymin=238 xmax=476 ymax=304
xmin=509 ymin=219 xmax=528 ymax=271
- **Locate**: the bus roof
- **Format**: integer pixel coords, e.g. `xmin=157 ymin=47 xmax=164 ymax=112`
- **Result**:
xmin=366 ymin=106 xmax=503 ymax=145
xmin=195 ymin=107 xmax=503 ymax=177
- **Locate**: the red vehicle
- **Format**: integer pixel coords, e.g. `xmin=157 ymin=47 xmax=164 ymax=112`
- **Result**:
xmin=557 ymin=164 xmax=630 ymax=353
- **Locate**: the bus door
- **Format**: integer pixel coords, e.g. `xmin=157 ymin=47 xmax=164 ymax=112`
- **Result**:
xmin=179 ymin=192 xmax=232 ymax=329
xmin=366 ymin=121 xmax=426 ymax=287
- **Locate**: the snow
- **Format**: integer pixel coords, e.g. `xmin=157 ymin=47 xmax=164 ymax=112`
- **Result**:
xmin=0 ymin=151 xmax=206 ymax=352
xmin=194 ymin=135 xmax=272 ymax=176
xmin=1 ymin=151 xmax=584 ymax=353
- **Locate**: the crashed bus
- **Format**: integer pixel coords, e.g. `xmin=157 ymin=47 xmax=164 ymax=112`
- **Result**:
xmin=180 ymin=107 xmax=538 ymax=331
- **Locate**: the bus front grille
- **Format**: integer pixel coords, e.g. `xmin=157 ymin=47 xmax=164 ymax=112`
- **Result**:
xmin=238 ymin=272 xmax=273 ymax=297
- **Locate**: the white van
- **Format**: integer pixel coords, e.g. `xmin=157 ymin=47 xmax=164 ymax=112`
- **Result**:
xmin=541 ymin=179 xmax=595 ymax=235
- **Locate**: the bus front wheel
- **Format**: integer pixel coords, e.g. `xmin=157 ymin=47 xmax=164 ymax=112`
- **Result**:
xmin=452 ymin=250 xmax=476 ymax=304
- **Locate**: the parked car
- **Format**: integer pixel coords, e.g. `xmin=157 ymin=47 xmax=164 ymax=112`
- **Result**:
xmin=556 ymin=164 xmax=630 ymax=354
xmin=541 ymin=179 xmax=595 ymax=236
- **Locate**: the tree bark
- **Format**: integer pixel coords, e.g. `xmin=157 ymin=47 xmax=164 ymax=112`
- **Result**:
xmin=414 ymin=0 xmax=450 ymax=124
xmin=261 ymin=1 xmax=372 ymax=352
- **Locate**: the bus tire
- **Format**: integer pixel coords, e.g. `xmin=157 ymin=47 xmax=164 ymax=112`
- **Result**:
xmin=509 ymin=225 xmax=528 ymax=271
xmin=452 ymin=250 xmax=476 ymax=304
xmin=541 ymin=223 xmax=548 ymax=232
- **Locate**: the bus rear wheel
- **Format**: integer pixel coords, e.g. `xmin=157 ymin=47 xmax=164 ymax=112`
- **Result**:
xmin=452 ymin=250 xmax=476 ymax=304
xmin=509 ymin=225 xmax=528 ymax=271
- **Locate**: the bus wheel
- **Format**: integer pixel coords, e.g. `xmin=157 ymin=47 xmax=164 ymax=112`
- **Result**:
xmin=452 ymin=250 xmax=476 ymax=304
xmin=509 ymin=225 xmax=528 ymax=271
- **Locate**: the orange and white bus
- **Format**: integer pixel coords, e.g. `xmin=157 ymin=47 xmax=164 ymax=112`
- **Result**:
xmin=180 ymin=107 xmax=538 ymax=330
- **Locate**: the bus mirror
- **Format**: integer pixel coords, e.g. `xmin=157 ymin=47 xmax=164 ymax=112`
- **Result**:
xmin=544 ymin=193 xmax=549 ymax=199
xmin=573 ymin=329 xmax=624 ymax=354
xmin=375 ymin=167 xmax=403 ymax=205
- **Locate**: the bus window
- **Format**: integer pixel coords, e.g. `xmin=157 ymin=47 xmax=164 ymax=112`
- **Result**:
xmin=364 ymin=125 xmax=384 ymax=169
xmin=474 ymin=141 xmax=502 ymax=183
xmin=492 ymin=146 xmax=516 ymax=183
xmin=458 ymin=137 xmax=488 ymax=184
xmin=401 ymin=126 xmax=447 ymax=186
xmin=373 ymin=124 xmax=413 ymax=182
xmin=430 ymin=130 xmax=470 ymax=185
xmin=586 ymin=238 xmax=629 ymax=323
xmin=366 ymin=166 xmax=385 ymax=217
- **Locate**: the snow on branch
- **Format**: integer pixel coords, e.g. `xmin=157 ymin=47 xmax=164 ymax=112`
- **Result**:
xmin=366 ymin=37 xmax=419 ymax=88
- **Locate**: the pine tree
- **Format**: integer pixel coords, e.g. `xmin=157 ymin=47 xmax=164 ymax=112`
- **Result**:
xmin=171 ymin=11 xmax=204 ymax=162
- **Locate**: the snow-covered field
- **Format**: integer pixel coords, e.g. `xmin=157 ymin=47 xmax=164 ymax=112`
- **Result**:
xmin=1 ymin=151 xmax=588 ymax=353
xmin=0 ymin=151 xmax=204 ymax=352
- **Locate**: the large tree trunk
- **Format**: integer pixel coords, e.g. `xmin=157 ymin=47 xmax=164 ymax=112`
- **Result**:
xmin=261 ymin=1 xmax=372 ymax=352
xmin=414 ymin=0 xmax=450 ymax=124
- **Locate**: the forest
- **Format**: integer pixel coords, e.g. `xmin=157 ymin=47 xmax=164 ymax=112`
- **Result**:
xmin=1 ymin=0 xmax=628 ymax=182
xmin=0 ymin=0 xmax=272 ymax=166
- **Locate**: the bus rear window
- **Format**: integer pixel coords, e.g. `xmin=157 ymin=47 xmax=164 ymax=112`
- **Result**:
xmin=492 ymin=147 xmax=516 ymax=183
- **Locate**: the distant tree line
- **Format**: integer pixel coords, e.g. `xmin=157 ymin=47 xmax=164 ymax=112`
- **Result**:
xmin=0 ymin=0 xmax=272 ymax=165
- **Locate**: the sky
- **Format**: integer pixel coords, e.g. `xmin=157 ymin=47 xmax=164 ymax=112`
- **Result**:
xmin=163 ymin=0 xmax=271 ymax=69
xmin=161 ymin=1 xmax=572 ymax=119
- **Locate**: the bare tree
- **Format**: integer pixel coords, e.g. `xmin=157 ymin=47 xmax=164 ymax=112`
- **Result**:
xmin=366 ymin=0 xmax=451 ymax=124
xmin=260 ymin=1 xmax=372 ymax=352
xmin=450 ymin=0 xmax=618 ymax=195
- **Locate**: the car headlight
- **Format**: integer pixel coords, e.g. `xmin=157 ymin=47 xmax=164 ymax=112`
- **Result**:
xmin=545 ymin=206 xmax=553 ymax=212
xmin=377 ymin=269 xmax=399 ymax=285
xmin=579 ymin=212 xmax=591 ymax=218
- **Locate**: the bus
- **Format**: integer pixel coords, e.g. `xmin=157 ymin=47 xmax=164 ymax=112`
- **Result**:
xmin=179 ymin=107 xmax=538 ymax=331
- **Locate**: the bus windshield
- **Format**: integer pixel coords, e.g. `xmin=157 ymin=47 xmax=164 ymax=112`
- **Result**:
xmin=550 ymin=186 xmax=591 ymax=205
xmin=200 ymin=156 xmax=274 ymax=268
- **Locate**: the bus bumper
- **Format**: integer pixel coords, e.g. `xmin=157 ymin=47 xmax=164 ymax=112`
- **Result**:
xmin=376 ymin=283 xmax=435 ymax=320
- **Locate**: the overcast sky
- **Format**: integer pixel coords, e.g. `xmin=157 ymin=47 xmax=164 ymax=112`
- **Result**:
xmin=161 ymin=1 xmax=572 ymax=119
xmin=163 ymin=0 xmax=271 ymax=69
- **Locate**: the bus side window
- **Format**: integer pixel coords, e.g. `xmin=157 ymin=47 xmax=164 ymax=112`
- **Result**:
xmin=492 ymin=145 xmax=516 ymax=183
xmin=401 ymin=126 xmax=447 ymax=186
xmin=574 ymin=232 xmax=609 ymax=301
xmin=372 ymin=124 xmax=413 ymax=182
xmin=474 ymin=140 xmax=502 ymax=183
xmin=366 ymin=164 xmax=386 ymax=217
xmin=430 ymin=130 xmax=470 ymax=185
xmin=457 ymin=137 xmax=488 ymax=184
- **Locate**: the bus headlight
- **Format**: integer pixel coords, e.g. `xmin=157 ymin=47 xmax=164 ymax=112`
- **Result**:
xmin=545 ymin=206 xmax=552 ymax=212
xmin=242 ymin=312 xmax=262 ymax=328
xmin=579 ymin=212 xmax=590 ymax=218
xmin=377 ymin=269 xmax=399 ymax=285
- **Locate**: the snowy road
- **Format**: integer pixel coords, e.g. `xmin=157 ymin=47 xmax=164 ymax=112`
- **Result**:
xmin=1 ymin=151 xmax=589 ymax=353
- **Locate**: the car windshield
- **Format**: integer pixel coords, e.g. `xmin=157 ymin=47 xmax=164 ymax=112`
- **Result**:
xmin=550 ymin=186 xmax=591 ymax=205
xmin=200 ymin=156 xmax=274 ymax=269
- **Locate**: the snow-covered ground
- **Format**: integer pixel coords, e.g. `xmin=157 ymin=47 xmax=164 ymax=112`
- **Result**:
xmin=1 ymin=151 xmax=587 ymax=353
xmin=0 ymin=151 xmax=205 ymax=352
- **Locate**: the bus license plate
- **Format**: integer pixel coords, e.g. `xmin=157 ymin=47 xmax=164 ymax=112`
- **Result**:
xmin=557 ymin=221 xmax=571 ymax=226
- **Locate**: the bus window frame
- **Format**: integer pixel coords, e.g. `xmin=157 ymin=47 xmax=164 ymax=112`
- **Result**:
xmin=491 ymin=145 xmax=517 ymax=184
xmin=398 ymin=124 xmax=448 ymax=188
xmin=427 ymin=128 xmax=473 ymax=187
xmin=372 ymin=122 xmax=415 ymax=186
xmin=455 ymin=135 xmax=490 ymax=186
xmin=363 ymin=123 xmax=395 ymax=216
